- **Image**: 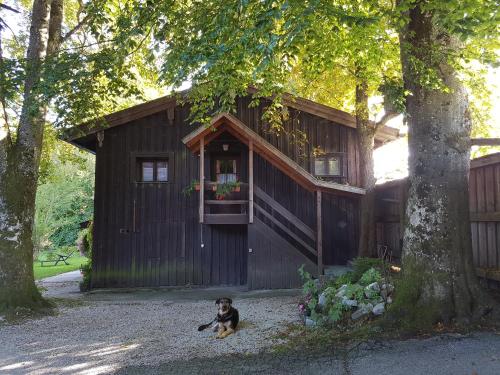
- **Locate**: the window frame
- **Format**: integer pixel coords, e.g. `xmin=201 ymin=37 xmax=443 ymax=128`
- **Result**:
xmin=130 ymin=152 xmax=173 ymax=184
xmin=312 ymin=152 xmax=345 ymax=178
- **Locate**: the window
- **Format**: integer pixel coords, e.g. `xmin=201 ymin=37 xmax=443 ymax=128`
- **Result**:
xmin=216 ymin=159 xmax=237 ymax=183
xmin=139 ymin=159 xmax=168 ymax=182
xmin=314 ymin=154 xmax=342 ymax=177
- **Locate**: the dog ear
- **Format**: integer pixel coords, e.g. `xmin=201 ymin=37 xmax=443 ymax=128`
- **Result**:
xmin=215 ymin=298 xmax=220 ymax=305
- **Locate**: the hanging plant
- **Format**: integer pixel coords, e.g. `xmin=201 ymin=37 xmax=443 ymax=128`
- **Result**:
xmin=182 ymin=179 xmax=200 ymax=196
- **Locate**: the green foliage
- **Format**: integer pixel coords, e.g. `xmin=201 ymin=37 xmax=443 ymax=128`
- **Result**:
xmin=299 ymin=263 xmax=391 ymax=327
xmin=182 ymin=179 xmax=200 ymax=197
xmin=79 ymin=261 xmax=92 ymax=292
xmin=359 ymin=268 xmax=382 ymax=286
xmin=351 ymin=257 xmax=384 ymax=282
xmin=215 ymin=181 xmax=240 ymax=199
xmin=34 ymin=144 xmax=94 ymax=254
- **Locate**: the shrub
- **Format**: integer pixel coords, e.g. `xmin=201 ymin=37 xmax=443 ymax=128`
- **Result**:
xmin=79 ymin=261 xmax=92 ymax=292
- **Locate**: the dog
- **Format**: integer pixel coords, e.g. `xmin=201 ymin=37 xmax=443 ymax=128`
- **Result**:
xmin=198 ymin=297 xmax=239 ymax=339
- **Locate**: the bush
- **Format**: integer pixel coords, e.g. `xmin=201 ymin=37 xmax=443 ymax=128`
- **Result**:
xmin=298 ymin=259 xmax=394 ymax=328
xmin=79 ymin=262 xmax=92 ymax=292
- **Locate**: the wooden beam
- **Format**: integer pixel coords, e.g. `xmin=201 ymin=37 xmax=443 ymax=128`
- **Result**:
xmin=471 ymin=138 xmax=500 ymax=146
xmin=476 ymin=267 xmax=500 ymax=282
xmin=470 ymin=211 xmax=500 ymax=222
xmin=316 ymin=191 xmax=323 ymax=276
xmin=471 ymin=153 xmax=500 ymax=169
xmin=199 ymin=136 xmax=204 ymax=223
xmin=249 ymin=141 xmax=254 ymax=223
xmin=204 ymin=214 xmax=249 ymax=225
xmin=254 ymin=186 xmax=315 ymax=240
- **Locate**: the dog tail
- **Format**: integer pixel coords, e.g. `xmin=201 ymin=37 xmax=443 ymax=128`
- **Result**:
xmin=197 ymin=323 xmax=213 ymax=331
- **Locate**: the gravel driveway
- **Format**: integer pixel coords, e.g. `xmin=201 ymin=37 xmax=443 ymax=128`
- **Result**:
xmin=0 ymin=275 xmax=302 ymax=375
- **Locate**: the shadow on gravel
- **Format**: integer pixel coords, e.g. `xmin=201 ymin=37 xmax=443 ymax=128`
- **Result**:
xmin=116 ymin=352 xmax=343 ymax=375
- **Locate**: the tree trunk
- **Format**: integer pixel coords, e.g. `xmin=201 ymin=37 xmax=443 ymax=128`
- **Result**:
xmin=356 ymin=78 xmax=377 ymax=258
xmin=0 ymin=0 xmax=62 ymax=312
xmin=398 ymin=3 xmax=492 ymax=325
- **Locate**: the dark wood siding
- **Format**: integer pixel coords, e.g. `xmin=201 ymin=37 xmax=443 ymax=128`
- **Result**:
xmin=248 ymin=218 xmax=316 ymax=289
xmin=91 ymin=97 xmax=362 ymax=288
xmin=237 ymin=96 xmax=360 ymax=186
xmin=375 ymin=154 xmax=500 ymax=285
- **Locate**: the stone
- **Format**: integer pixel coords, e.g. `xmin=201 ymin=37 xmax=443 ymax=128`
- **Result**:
xmin=382 ymin=283 xmax=395 ymax=293
xmin=305 ymin=318 xmax=316 ymax=327
xmin=351 ymin=303 xmax=373 ymax=320
xmin=335 ymin=284 xmax=348 ymax=298
xmin=318 ymin=292 xmax=327 ymax=308
xmin=380 ymin=289 xmax=388 ymax=300
xmin=372 ymin=302 xmax=385 ymax=316
xmin=366 ymin=282 xmax=380 ymax=292
xmin=341 ymin=297 xmax=358 ymax=307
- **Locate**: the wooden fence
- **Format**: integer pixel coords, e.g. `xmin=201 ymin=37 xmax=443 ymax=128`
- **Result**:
xmin=375 ymin=152 xmax=500 ymax=284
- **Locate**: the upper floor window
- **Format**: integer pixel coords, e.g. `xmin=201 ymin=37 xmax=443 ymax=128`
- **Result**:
xmin=139 ymin=159 xmax=168 ymax=182
xmin=314 ymin=153 xmax=343 ymax=177
xmin=216 ymin=158 xmax=238 ymax=183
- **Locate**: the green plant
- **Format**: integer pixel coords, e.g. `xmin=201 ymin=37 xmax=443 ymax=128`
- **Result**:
xmin=79 ymin=261 xmax=92 ymax=292
xmin=182 ymin=179 xmax=200 ymax=196
xmin=359 ymin=268 xmax=382 ymax=286
xmin=215 ymin=181 xmax=240 ymax=200
xmin=351 ymin=257 xmax=384 ymax=283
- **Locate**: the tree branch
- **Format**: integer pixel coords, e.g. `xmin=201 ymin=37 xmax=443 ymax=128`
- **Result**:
xmin=60 ymin=13 xmax=92 ymax=44
xmin=471 ymin=138 xmax=500 ymax=146
xmin=375 ymin=111 xmax=399 ymax=130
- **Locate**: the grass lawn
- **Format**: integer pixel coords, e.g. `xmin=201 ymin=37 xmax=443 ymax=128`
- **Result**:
xmin=34 ymin=254 xmax=88 ymax=280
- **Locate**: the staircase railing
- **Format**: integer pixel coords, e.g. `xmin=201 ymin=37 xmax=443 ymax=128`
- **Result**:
xmin=253 ymin=185 xmax=317 ymax=263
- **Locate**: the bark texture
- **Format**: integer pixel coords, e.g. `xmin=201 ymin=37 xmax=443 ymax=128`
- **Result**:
xmin=399 ymin=3 xmax=491 ymax=324
xmin=0 ymin=0 xmax=62 ymax=311
xmin=356 ymin=79 xmax=377 ymax=258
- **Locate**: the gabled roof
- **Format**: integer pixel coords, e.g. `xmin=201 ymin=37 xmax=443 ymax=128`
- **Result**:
xmin=183 ymin=113 xmax=365 ymax=196
xmin=62 ymin=89 xmax=399 ymax=151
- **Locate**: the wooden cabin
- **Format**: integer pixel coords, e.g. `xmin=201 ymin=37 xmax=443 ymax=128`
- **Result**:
xmin=64 ymin=93 xmax=399 ymax=289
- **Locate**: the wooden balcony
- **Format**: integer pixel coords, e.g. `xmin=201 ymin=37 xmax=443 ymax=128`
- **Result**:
xmin=204 ymin=198 xmax=249 ymax=225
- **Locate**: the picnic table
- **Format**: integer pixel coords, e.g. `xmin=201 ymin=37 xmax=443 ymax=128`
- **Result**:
xmin=39 ymin=251 xmax=74 ymax=267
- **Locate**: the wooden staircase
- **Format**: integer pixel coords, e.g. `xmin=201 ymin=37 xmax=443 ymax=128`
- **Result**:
xmin=253 ymin=186 xmax=318 ymax=265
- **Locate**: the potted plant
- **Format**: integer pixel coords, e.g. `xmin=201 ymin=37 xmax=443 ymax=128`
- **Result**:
xmin=182 ymin=179 xmax=200 ymax=196
xmin=215 ymin=181 xmax=240 ymax=200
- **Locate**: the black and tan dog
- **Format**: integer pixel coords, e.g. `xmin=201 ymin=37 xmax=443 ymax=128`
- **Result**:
xmin=198 ymin=297 xmax=239 ymax=339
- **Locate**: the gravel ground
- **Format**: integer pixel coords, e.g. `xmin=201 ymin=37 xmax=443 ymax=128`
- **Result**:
xmin=0 ymin=282 xmax=301 ymax=375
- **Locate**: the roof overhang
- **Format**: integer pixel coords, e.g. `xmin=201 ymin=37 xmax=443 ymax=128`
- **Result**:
xmin=183 ymin=113 xmax=365 ymax=197
xmin=62 ymin=89 xmax=399 ymax=152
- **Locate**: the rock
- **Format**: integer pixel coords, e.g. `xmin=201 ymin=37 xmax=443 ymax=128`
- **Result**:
xmin=335 ymin=284 xmax=348 ymax=298
xmin=381 ymin=283 xmax=395 ymax=293
xmin=305 ymin=317 xmax=316 ymax=327
xmin=351 ymin=303 xmax=373 ymax=320
xmin=341 ymin=297 xmax=358 ymax=307
xmin=318 ymin=292 xmax=327 ymax=308
xmin=365 ymin=289 xmax=378 ymax=299
xmin=366 ymin=282 xmax=380 ymax=292
xmin=372 ymin=302 xmax=385 ymax=315
xmin=380 ymin=289 xmax=388 ymax=300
